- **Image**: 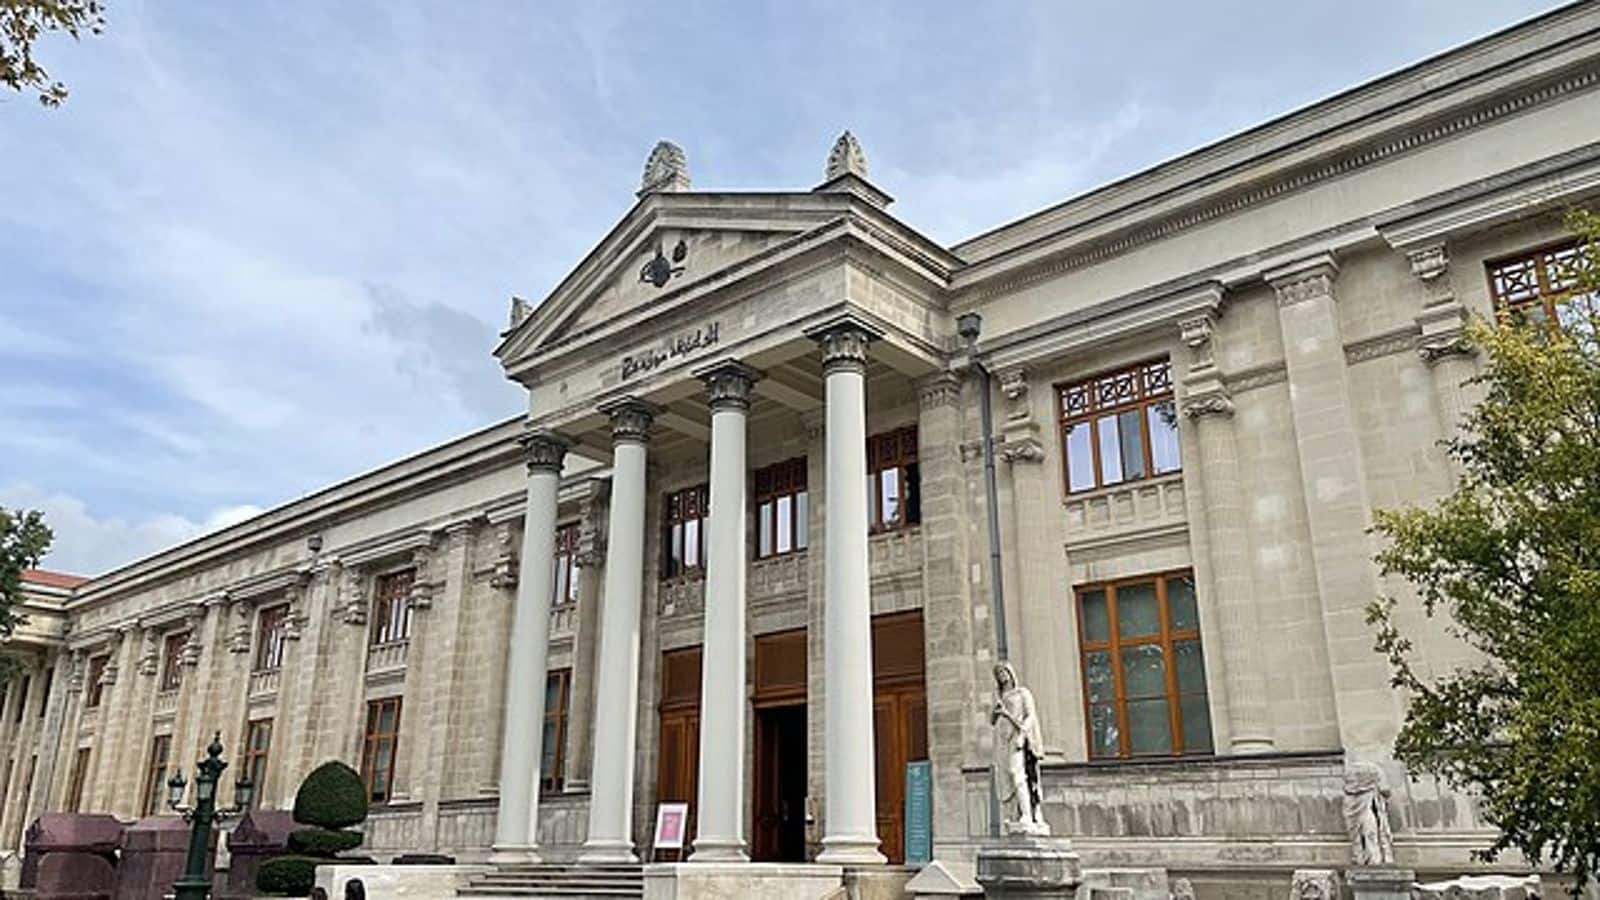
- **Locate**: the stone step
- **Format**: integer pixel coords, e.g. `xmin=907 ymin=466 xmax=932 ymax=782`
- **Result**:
xmin=458 ymin=862 xmax=645 ymax=899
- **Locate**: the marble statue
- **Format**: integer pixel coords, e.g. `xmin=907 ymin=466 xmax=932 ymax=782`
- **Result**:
xmin=1342 ymin=762 xmax=1395 ymax=866
xmin=990 ymin=661 xmax=1047 ymax=835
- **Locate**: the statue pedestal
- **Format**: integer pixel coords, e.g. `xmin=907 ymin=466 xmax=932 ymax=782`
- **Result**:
xmin=1346 ymin=866 xmax=1415 ymax=900
xmin=975 ymin=837 xmax=1080 ymax=900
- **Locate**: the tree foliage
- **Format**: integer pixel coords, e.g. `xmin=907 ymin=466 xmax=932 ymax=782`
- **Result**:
xmin=1 ymin=0 xmax=104 ymax=107
xmin=1369 ymin=210 xmax=1600 ymax=888
xmin=1 ymin=506 xmax=54 ymax=686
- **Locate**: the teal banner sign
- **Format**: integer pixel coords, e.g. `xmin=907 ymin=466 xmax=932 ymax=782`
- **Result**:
xmin=904 ymin=759 xmax=933 ymax=866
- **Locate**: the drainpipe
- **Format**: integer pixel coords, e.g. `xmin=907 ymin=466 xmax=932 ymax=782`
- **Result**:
xmin=957 ymin=312 xmax=1008 ymax=661
xmin=958 ymin=312 xmax=1008 ymax=840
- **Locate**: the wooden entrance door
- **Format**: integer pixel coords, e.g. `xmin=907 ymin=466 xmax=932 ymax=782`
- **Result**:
xmin=656 ymin=645 xmax=701 ymax=856
xmin=871 ymin=611 xmax=929 ymax=865
xmin=752 ymin=628 xmax=808 ymax=862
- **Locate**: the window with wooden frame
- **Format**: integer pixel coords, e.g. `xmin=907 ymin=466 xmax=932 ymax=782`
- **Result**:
xmin=84 ymin=656 xmax=108 ymax=708
xmin=254 ymin=605 xmax=289 ymax=673
xmin=369 ymin=569 xmax=414 ymax=646
xmin=1076 ymin=571 xmax=1213 ymax=759
xmin=1487 ymin=239 xmax=1598 ymax=334
xmin=242 ymin=719 xmax=272 ymax=806
xmin=754 ymin=457 xmax=809 ymax=559
xmin=1057 ymin=359 xmax=1181 ymax=494
xmin=540 ymin=668 xmax=571 ymax=793
xmin=360 ymin=697 xmax=402 ymax=803
xmin=552 ymin=523 xmax=580 ymax=607
xmin=661 ymin=484 xmax=709 ymax=579
xmin=143 ymin=735 xmax=172 ymax=816
xmin=867 ymin=426 xmax=920 ymax=533
xmin=66 ymin=747 xmax=92 ymax=812
xmin=159 ymin=632 xmax=187 ymax=692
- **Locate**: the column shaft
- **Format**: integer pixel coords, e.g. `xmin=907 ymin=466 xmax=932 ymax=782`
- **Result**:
xmin=812 ymin=322 xmax=886 ymax=865
xmin=491 ymin=431 xmax=567 ymax=862
xmin=691 ymin=362 xmax=758 ymax=861
xmin=581 ymin=401 xmax=653 ymax=863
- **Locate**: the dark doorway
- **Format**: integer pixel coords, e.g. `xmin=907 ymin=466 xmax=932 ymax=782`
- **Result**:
xmin=872 ymin=610 xmax=929 ymax=865
xmin=752 ymin=703 xmax=807 ymax=861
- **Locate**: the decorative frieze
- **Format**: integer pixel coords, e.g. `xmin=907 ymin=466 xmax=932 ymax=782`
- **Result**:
xmin=1268 ymin=256 xmax=1339 ymax=307
xmin=1344 ymin=328 xmax=1421 ymax=364
xmin=917 ymin=372 xmax=961 ymax=411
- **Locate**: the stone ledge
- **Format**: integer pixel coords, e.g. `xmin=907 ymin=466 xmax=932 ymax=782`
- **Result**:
xmin=643 ymin=861 xmax=844 ymax=900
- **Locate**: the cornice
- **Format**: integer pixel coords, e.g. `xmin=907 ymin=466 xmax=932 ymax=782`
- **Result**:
xmin=954 ymin=62 xmax=1600 ymax=302
xmin=979 ymin=280 xmax=1222 ymax=371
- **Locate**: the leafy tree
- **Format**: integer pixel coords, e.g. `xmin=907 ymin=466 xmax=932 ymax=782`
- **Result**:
xmin=1 ymin=0 xmax=105 ymax=107
xmin=1368 ymin=209 xmax=1600 ymax=889
xmin=0 ymin=506 xmax=54 ymax=686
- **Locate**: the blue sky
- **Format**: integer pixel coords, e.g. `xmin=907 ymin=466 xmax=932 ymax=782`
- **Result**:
xmin=0 ymin=0 xmax=1562 ymax=575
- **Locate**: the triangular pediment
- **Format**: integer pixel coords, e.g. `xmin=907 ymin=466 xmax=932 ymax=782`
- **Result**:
xmin=497 ymin=192 xmax=857 ymax=366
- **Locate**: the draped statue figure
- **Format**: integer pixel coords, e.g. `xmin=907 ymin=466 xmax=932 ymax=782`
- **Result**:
xmin=989 ymin=662 xmax=1048 ymax=835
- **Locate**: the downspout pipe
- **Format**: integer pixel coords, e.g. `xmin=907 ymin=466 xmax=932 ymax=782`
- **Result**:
xmin=957 ymin=312 xmax=1008 ymax=662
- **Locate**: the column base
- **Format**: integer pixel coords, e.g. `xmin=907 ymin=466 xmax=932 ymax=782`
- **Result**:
xmin=976 ymin=837 xmax=1081 ymax=900
xmin=688 ymin=836 xmax=749 ymax=862
xmin=489 ymin=844 xmax=541 ymax=865
xmin=816 ymin=833 xmax=886 ymax=865
xmin=1228 ymin=735 xmax=1276 ymax=754
xmin=578 ymin=839 xmax=639 ymax=864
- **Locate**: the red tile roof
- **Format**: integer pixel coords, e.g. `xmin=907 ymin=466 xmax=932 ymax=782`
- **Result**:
xmin=21 ymin=568 xmax=90 ymax=589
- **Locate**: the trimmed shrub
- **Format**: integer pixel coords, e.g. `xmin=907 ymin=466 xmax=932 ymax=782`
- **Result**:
xmin=287 ymin=827 xmax=363 ymax=856
xmin=257 ymin=856 xmax=318 ymax=896
xmin=292 ymin=761 xmax=367 ymax=829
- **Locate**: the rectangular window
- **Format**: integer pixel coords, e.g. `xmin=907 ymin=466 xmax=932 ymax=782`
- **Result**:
xmin=867 ymin=426 xmax=921 ymax=533
xmin=1076 ymin=571 xmax=1213 ymax=759
xmin=254 ymin=605 xmax=289 ymax=672
xmin=84 ymin=656 xmax=108 ymax=708
xmin=1058 ymin=359 xmax=1180 ymax=494
xmin=661 ymin=484 xmax=710 ymax=579
xmin=66 ymin=747 xmax=92 ymax=813
xmin=159 ymin=632 xmax=187 ymax=692
xmin=360 ymin=697 xmax=402 ymax=804
xmin=143 ymin=735 xmax=172 ymax=816
xmin=552 ymin=523 xmax=580 ymax=606
xmin=1487 ymin=240 xmax=1598 ymax=335
xmin=754 ymin=458 xmax=809 ymax=559
xmin=242 ymin=719 xmax=272 ymax=806
xmin=370 ymin=570 xmax=414 ymax=646
xmin=541 ymin=668 xmax=572 ymax=793
xmin=13 ymin=675 xmax=30 ymax=723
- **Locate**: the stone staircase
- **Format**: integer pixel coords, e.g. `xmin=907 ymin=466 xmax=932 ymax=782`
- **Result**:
xmin=457 ymin=863 xmax=645 ymax=899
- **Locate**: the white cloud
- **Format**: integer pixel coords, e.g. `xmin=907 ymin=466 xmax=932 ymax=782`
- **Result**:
xmin=0 ymin=482 xmax=260 ymax=576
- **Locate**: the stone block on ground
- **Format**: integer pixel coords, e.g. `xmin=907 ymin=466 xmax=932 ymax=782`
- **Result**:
xmin=1082 ymin=867 xmax=1169 ymax=900
xmin=1413 ymin=874 xmax=1542 ymax=898
xmin=642 ymin=862 xmax=845 ymax=900
xmin=1346 ymin=866 xmax=1415 ymax=900
xmin=845 ymin=865 xmax=916 ymax=900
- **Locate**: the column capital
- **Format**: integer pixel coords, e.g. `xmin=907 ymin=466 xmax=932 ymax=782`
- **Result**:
xmin=917 ymin=372 xmax=961 ymax=411
xmin=598 ymin=397 xmax=658 ymax=446
xmin=1265 ymin=254 xmax=1339 ymax=307
xmin=520 ymin=429 xmax=572 ymax=474
xmin=695 ymin=359 xmax=762 ymax=412
xmin=1181 ymin=382 xmax=1234 ymax=419
xmin=804 ymin=314 xmax=883 ymax=376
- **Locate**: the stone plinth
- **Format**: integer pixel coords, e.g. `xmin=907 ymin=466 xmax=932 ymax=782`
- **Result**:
xmin=642 ymin=862 xmax=844 ymax=900
xmin=1346 ymin=867 xmax=1416 ymax=900
xmin=115 ymin=816 xmax=213 ymax=900
xmin=23 ymin=813 xmax=125 ymax=899
xmin=845 ymin=865 xmax=916 ymax=900
xmin=1081 ymin=868 xmax=1168 ymax=900
xmin=975 ymin=838 xmax=1081 ymax=899
xmin=313 ymin=864 xmax=480 ymax=898
xmin=220 ymin=809 xmax=295 ymax=899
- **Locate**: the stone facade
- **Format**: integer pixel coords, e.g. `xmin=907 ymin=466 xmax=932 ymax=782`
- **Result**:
xmin=4 ymin=6 xmax=1599 ymax=895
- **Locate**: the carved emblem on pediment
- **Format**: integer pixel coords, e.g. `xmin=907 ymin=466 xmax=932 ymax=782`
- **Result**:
xmin=639 ymin=238 xmax=689 ymax=289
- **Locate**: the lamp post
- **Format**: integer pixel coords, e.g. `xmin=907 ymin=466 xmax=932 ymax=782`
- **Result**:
xmin=168 ymin=731 xmax=255 ymax=900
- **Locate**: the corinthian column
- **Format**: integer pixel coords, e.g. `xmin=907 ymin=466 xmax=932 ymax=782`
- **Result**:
xmin=1179 ymin=313 xmax=1273 ymax=753
xmin=805 ymin=316 xmax=886 ymax=865
xmin=690 ymin=360 xmax=760 ymax=861
xmin=580 ymin=398 xmax=656 ymax=863
xmin=491 ymin=429 xmax=569 ymax=863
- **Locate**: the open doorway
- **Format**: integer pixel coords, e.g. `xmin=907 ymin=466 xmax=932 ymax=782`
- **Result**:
xmin=752 ymin=703 xmax=807 ymax=861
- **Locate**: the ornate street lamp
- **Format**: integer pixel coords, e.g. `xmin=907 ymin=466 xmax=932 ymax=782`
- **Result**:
xmin=168 ymin=731 xmax=255 ymax=900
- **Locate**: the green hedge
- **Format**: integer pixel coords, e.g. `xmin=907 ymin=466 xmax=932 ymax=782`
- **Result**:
xmin=287 ymin=827 xmax=363 ymax=857
xmin=292 ymin=761 xmax=368 ymax=829
xmin=256 ymin=855 xmax=319 ymax=896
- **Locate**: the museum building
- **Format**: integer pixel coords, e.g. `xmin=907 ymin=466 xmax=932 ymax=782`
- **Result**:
xmin=4 ymin=4 xmax=1600 ymax=893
